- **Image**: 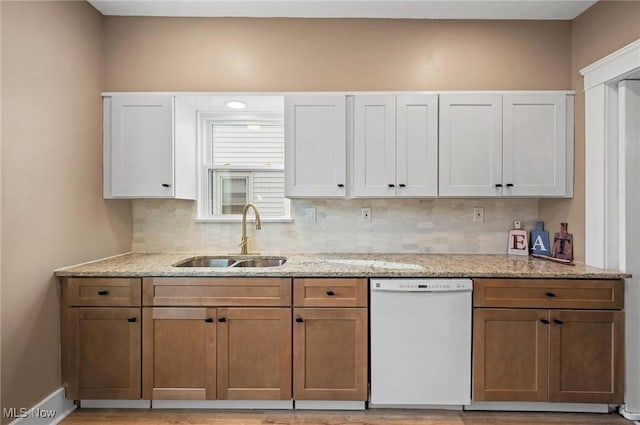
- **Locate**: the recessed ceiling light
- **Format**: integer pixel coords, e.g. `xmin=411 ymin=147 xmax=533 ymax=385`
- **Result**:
xmin=247 ymin=124 xmax=261 ymax=130
xmin=225 ymin=100 xmax=247 ymax=110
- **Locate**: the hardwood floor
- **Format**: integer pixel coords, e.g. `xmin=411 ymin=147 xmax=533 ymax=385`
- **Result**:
xmin=61 ymin=408 xmax=632 ymax=425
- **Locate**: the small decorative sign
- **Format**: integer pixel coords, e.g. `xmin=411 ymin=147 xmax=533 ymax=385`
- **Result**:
xmin=530 ymin=221 xmax=551 ymax=256
xmin=552 ymin=222 xmax=573 ymax=262
xmin=508 ymin=220 xmax=529 ymax=256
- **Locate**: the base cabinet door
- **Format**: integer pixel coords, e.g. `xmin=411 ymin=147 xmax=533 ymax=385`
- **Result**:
xmin=473 ymin=308 xmax=549 ymax=401
xmin=293 ymin=308 xmax=368 ymax=400
xmin=217 ymin=308 xmax=292 ymax=400
xmin=549 ymin=310 xmax=624 ymax=403
xmin=142 ymin=308 xmax=216 ymax=400
xmin=63 ymin=307 xmax=141 ymax=400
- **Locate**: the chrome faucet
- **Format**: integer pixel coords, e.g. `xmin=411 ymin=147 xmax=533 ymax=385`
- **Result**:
xmin=239 ymin=204 xmax=261 ymax=255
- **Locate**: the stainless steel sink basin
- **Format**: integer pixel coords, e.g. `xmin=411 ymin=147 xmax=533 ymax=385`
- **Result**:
xmin=175 ymin=257 xmax=236 ymax=267
xmin=174 ymin=256 xmax=287 ymax=268
xmin=232 ymin=258 xmax=287 ymax=268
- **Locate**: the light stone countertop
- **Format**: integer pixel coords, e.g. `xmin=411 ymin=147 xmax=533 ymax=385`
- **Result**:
xmin=54 ymin=252 xmax=630 ymax=279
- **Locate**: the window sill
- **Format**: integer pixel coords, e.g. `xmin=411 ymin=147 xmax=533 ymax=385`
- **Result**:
xmin=194 ymin=216 xmax=293 ymax=223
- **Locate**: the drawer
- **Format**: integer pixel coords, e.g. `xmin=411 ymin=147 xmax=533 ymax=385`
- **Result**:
xmin=294 ymin=278 xmax=367 ymax=307
xmin=62 ymin=277 xmax=142 ymax=307
xmin=143 ymin=277 xmax=292 ymax=306
xmin=473 ymin=279 xmax=624 ymax=309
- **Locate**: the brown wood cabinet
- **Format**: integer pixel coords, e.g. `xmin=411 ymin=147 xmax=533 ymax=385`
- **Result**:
xmin=62 ymin=307 xmax=141 ymax=400
xmin=217 ymin=308 xmax=292 ymax=400
xmin=292 ymin=278 xmax=368 ymax=401
xmin=472 ymin=279 xmax=624 ymax=404
xmin=61 ymin=277 xmax=143 ymax=400
xmin=142 ymin=307 xmax=216 ymax=400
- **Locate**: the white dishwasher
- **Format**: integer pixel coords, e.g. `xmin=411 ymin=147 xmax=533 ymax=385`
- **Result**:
xmin=370 ymin=278 xmax=472 ymax=408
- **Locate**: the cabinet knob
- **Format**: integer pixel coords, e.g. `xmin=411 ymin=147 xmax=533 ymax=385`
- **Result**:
xmin=539 ymin=319 xmax=550 ymax=325
xmin=218 ymin=317 xmax=226 ymax=323
xmin=127 ymin=317 xmax=137 ymax=323
xmin=337 ymin=184 xmax=345 ymax=188
xmin=97 ymin=290 xmax=109 ymax=296
xmin=326 ymin=290 xmax=335 ymax=296
xmin=553 ymin=319 xmax=564 ymax=325
xmin=495 ymin=184 xmax=503 ymax=188
xmin=162 ymin=183 xmax=171 ymax=188
xmin=388 ymin=184 xmax=395 ymax=188
xmin=545 ymin=292 xmax=556 ymax=298
xmin=295 ymin=317 xmax=304 ymax=323
xmin=506 ymin=183 xmax=514 ymax=187
xmin=205 ymin=318 xmax=214 ymax=323
xmin=399 ymin=184 xmax=406 ymax=188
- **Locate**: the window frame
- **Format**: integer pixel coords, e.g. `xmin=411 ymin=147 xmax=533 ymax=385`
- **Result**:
xmin=195 ymin=111 xmax=291 ymax=222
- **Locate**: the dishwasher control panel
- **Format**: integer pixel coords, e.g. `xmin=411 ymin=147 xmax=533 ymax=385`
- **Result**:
xmin=371 ymin=278 xmax=473 ymax=292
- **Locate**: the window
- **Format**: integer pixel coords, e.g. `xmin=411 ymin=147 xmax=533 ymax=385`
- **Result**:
xmin=197 ymin=101 xmax=290 ymax=221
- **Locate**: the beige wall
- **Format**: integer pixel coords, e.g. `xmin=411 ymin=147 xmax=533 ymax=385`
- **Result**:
xmin=104 ymin=18 xmax=572 ymax=91
xmin=0 ymin=1 xmax=132 ymax=420
xmin=540 ymin=0 xmax=640 ymax=262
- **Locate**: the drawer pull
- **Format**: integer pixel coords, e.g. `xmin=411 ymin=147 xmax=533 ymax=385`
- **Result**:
xmin=205 ymin=318 xmax=213 ymax=323
xmin=399 ymin=184 xmax=406 ymax=188
xmin=506 ymin=183 xmax=514 ymax=187
xmin=162 ymin=183 xmax=171 ymax=187
xmin=388 ymin=184 xmax=395 ymax=188
xmin=98 ymin=290 xmax=109 ymax=296
xmin=545 ymin=292 xmax=556 ymax=298
xmin=553 ymin=319 xmax=564 ymax=325
xmin=218 ymin=317 xmax=226 ymax=323
xmin=495 ymin=183 xmax=503 ymax=188
xmin=127 ymin=317 xmax=137 ymax=323
xmin=326 ymin=291 xmax=335 ymax=296
xmin=337 ymin=184 xmax=345 ymax=188
xmin=295 ymin=317 xmax=304 ymax=323
xmin=539 ymin=319 xmax=550 ymax=325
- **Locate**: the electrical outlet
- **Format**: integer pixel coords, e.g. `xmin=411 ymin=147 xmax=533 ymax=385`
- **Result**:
xmin=305 ymin=207 xmax=317 ymax=222
xmin=360 ymin=207 xmax=372 ymax=223
xmin=473 ymin=207 xmax=484 ymax=223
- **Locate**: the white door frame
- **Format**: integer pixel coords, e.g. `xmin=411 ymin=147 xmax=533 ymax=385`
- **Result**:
xmin=582 ymin=38 xmax=640 ymax=269
xmin=581 ymin=38 xmax=640 ymax=418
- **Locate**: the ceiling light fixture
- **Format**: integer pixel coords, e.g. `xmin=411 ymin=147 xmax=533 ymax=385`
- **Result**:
xmin=225 ymin=100 xmax=247 ymax=110
xmin=247 ymin=124 xmax=261 ymax=130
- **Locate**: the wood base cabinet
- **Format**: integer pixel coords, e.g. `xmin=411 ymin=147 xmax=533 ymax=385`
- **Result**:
xmin=472 ymin=279 xmax=624 ymax=404
xmin=142 ymin=308 xmax=216 ymax=400
xmin=292 ymin=278 xmax=368 ymax=401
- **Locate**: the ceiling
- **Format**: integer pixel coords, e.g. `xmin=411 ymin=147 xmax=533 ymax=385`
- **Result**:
xmin=88 ymin=0 xmax=598 ymax=20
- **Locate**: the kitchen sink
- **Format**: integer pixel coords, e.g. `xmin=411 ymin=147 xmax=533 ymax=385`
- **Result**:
xmin=232 ymin=258 xmax=287 ymax=268
xmin=174 ymin=256 xmax=287 ymax=268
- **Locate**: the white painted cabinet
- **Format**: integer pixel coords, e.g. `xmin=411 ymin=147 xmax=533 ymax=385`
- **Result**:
xmin=439 ymin=92 xmax=573 ymax=198
xmin=104 ymin=94 xmax=196 ymax=199
xmin=503 ymin=93 xmax=571 ymax=197
xmin=353 ymin=94 xmax=438 ymax=198
xmin=284 ymin=94 xmax=347 ymax=198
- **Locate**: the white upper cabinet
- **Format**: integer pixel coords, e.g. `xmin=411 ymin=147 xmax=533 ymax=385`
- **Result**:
xmin=396 ymin=94 xmax=439 ymax=197
xmin=503 ymin=93 xmax=570 ymax=197
xmin=284 ymin=94 xmax=347 ymax=198
xmin=439 ymin=92 xmax=573 ymax=198
xmin=104 ymin=94 xmax=196 ymax=199
xmin=353 ymin=93 xmax=438 ymax=198
xmin=353 ymin=95 xmax=397 ymax=197
xmin=439 ymin=93 xmax=503 ymax=197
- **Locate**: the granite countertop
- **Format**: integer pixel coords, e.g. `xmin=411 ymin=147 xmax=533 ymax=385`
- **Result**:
xmin=54 ymin=252 xmax=630 ymax=279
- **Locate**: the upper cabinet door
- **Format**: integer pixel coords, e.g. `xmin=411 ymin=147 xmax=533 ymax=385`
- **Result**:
xmin=503 ymin=93 xmax=568 ymax=197
xmin=108 ymin=95 xmax=174 ymax=198
xmin=353 ymin=95 xmax=397 ymax=197
xmin=396 ymin=94 xmax=438 ymax=198
xmin=285 ymin=94 xmax=346 ymax=198
xmin=439 ymin=93 xmax=503 ymax=197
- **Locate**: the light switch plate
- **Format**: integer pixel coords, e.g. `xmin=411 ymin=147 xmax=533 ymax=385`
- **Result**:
xmin=473 ymin=207 xmax=484 ymax=223
xmin=305 ymin=207 xmax=316 ymax=222
xmin=360 ymin=207 xmax=372 ymax=223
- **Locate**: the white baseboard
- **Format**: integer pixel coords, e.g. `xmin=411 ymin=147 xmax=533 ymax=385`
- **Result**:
xmin=466 ymin=401 xmax=611 ymax=413
xmin=6 ymin=388 xmax=75 ymax=425
xmin=620 ymin=405 xmax=640 ymax=420
xmin=294 ymin=401 xmax=365 ymax=410
xmin=151 ymin=400 xmax=293 ymax=409
xmin=80 ymin=400 xmax=151 ymax=409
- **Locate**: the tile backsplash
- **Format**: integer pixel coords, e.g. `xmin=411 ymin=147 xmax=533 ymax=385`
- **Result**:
xmin=132 ymin=198 xmax=539 ymax=253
